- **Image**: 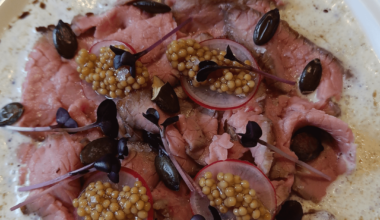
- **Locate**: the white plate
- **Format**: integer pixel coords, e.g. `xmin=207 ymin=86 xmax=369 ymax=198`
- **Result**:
xmin=345 ymin=0 xmax=380 ymax=58
xmin=0 ymin=0 xmax=379 ymax=220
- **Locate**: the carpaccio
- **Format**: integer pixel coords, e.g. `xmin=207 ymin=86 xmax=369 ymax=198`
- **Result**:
xmin=14 ymin=0 xmax=355 ymax=219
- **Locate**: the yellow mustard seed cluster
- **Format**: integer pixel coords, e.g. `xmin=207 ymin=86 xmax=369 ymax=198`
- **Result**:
xmin=199 ymin=172 xmax=271 ymax=220
xmin=72 ymin=181 xmax=151 ymax=220
xmin=75 ymin=46 xmax=150 ymax=99
xmin=166 ymin=39 xmax=256 ymax=96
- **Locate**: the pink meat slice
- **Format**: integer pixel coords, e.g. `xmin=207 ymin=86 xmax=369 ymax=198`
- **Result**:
xmin=25 ymin=194 xmax=75 ymax=220
xmin=72 ymin=6 xmax=178 ymax=84
xmin=225 ymin=6 xmax=344 ymax=109
xmin=165 ymin=125 xmax=202 ymax=176
xmin=176 ymin=108 xmax=218 ymax=165
xmin=224 ymin=109 xmax=274 ymax=175
xmin=205 ymin=133 xmax=234 ymax=164
xmin=19 ymin=37 xmax=65 ymax=129
xmin=227 ymin=141 xmax=250 ymax=160
xmin=117 ymin=89 xmax=170 ymax=134
xmin=166 ymin=0 xmax=226 ymax=38
xmin=121 ymin=142 xmax=160 ymax=190
xmin=23 ymin=133 xmax=84 ymax=219
xmin=177 ymin=115 xmax=207 ymax=152
xmin=152 ymin=181 xmax=193 ymax=220
xmin=166 ymin=0 xmax=279 ymax=38
xmin=72 ymin=7 xmax=149 ymax=40
xmin=146 ymin=53 xmax=180 ymax=85
xmin=271 ymin=175 xmax=294 ymax=206
xmin=17 ymin=143 xmax=36 ymax=164
xmin=271 ymin=96 xmax=356 ymax=202
xmin=18 ymin=34 xmax=103 ymax=139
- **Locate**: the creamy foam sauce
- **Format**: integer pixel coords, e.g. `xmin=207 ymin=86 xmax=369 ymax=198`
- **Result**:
xmin=0 ymin=0 xmax=379 ymax=219
xmin=281 ymin=0 xmax=380 ymax=219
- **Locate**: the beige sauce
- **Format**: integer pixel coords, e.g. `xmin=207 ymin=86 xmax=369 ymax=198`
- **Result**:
xmin=281 ymin=0 xmax=380 ymax=219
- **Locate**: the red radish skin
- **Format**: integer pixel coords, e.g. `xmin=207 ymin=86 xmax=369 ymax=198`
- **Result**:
xmin=181 ymin=39 xmax=262 ymax=111
xmin=89 ymin=40 xmax=137 ymax=55
xmin=190 ymin=159 xmax=276 ymax=220
xmin=75 ymin=167 xmax=154 ymax=220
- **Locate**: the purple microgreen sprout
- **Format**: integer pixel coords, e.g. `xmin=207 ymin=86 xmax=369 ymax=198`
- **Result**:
xmin=238 ymin=121 xmax=331 ymax=181
xmin=111 ymin=17 xmax=193 ymax=78
xmin=196 ymin=45 xmax=296 ymax=85
xmin=142 ymin=109 xmax=203 ymax=194
xmin=5 ymin=99 xmax=119 ymax=138
xmin=49 ymin=107 xmax=79 ymax=134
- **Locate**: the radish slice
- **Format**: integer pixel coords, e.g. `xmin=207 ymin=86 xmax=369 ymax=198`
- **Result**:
xmin=181 ymin=39 xmax=262 ymax=110
xmin=75 ymin=167 xmax=154 ymax=220
xmin=89 ymin=40 xmax=137 ymax=55
xmin=190 ymin=159 xmax=276 ymax=220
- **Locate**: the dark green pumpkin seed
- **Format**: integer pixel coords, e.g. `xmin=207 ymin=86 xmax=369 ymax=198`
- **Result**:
xmin=132 ymin=1 xmax=171 ymax=14
xmin=53 ymin=20 xmax=78 ymax=59
xmin=253 ymin=8 xmax=280 ymax=45
xmin=80 ymin=137 xmax=118 ymax=165
xmin=155 ymin=151 xmax=180 ymax=191
xmin=299 ymin=59 xmax=322 ymax=94
xmin=0 ymin=102 xmax=24 ymax=126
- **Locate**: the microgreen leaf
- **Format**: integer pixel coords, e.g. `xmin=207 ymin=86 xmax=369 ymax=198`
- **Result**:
xmin=108 ymin=172 xmax=119 ymax=183
xmin=94 ymin=154 xmax=121 ymax=183
xmin=56 ymin=107 xmax=70 ymax=125
xmin=224 ymin=45 xmax=238 ymax=62
xmin=96 ymin=99 xmax=117 ymax=123
xmin=94 ymin=154 xmax=114 ymax=173
xmin=143 ymin=108 xmax=160 ymax=126
xmin=99 ymin=118 xmax=119 ymax=138
xmin=142 ymin=130 xmax=162 ymax=153
xmin=63 ymin=118 xmax=78 ymax=129
xmin=199 ymin=60 xmax=217 ymax=70
xmin=161 ymin=116 xmax=179 ymax=128
xmin=117 ymin=137 xmax=129 ymax=159
xmin=54 ymin=107 xmax=78 ymax=131
xmin=110 ymin=45 xmax=125 ymax=56
xmin=208 ymin=205 xmax=222 ymax=220
xmin=237 ymin=121 xmax=262 ymax=148
xmin=195 ymin=61 xmax=221 ymax=82
xmin=51 ymin=108 xmax=79 ymax=135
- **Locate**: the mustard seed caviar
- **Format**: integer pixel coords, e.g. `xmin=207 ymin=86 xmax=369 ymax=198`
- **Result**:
xmin=166 ymin=39 xmax=257 ymax=96
xmin=75 ymin=45 xmax=150 ymax=99
xmin=199 ymin=172 xmax=271 ymax=220
xmin=72 ymin=180 xmax=151 ymax=220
